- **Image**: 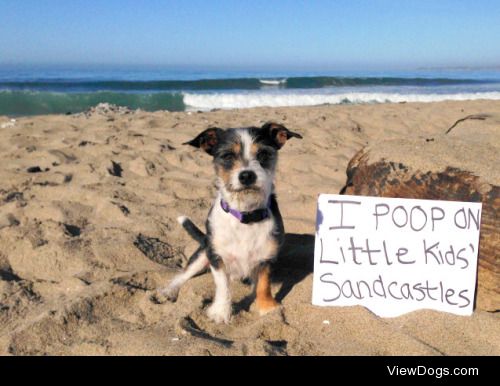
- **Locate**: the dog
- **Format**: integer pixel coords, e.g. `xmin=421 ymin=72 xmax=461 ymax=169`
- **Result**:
xmin=159 ymin=122 xmax=302 ymax=323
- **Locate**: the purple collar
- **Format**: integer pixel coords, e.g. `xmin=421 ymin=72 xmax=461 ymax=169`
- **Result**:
xmin=220 ymin=198 xmax=271 ymax=224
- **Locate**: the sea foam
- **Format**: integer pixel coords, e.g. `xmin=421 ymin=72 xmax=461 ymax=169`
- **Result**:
xmin=183 ymin=91 xmax=500 ymax=110
xmin=258 ymin=79 xmax=287 ymax=85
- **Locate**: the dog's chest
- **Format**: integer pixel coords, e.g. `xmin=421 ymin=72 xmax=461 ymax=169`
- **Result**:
xmin=209 ymin=207 xmax=277 ymax=279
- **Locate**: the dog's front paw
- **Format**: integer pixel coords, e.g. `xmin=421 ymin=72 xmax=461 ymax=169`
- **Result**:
xmin=207 ymin=302 xmax=231 ymax=324
xmin=256 ymin=298 xmax=280 ymax=316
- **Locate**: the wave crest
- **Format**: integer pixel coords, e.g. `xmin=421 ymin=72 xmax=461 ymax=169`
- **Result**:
xmin=0 ymin=76 xmax=491 ymax=92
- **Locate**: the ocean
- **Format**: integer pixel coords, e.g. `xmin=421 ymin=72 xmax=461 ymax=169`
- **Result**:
xmin=1 ymin=65 xmax=500 ymax=116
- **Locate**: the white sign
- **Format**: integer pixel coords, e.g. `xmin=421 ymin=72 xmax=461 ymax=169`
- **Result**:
xmin=312 ymin=194 xmax=482 ymax=317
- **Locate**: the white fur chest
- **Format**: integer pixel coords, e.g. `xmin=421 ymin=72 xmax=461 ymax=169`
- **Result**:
xmin=208 ymin=199 xmax=277 ymax=280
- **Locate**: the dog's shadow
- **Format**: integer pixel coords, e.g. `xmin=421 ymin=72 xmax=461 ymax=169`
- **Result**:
xmin=273 ymin=233 xmax=315 ymax=301
xmin=234 ymin=233 xmax=315 ymax=312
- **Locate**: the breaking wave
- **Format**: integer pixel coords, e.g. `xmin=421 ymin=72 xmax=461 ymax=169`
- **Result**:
xmin=0 ymin=76 xmax=492 ymax=92
xmin=183 ymin=91 xmax=500 ymax=110
xmin=2 ymin=88 xmax=500 ymax=116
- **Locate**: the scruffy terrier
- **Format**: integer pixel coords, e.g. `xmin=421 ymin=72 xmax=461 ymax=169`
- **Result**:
xmin=160 ymin=122 xmax=302 ymax=323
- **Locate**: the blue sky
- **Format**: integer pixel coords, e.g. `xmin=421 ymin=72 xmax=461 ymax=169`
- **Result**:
xmin=1 ymin=0 xmax=499 ymax=70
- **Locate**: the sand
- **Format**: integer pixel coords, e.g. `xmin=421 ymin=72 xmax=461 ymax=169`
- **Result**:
xmin=0 ymin=100 xmax=499 ymax=356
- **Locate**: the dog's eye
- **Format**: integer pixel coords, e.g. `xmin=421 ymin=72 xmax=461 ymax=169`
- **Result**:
xmin=221 ymin=152 xmax=236 ymax=161
xmin=257 ymin=150 xmax=272 ymax=163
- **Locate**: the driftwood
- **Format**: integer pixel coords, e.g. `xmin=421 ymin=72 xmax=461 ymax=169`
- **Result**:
xmin=444 ymin=114 xmax=491 ymax=135
xmin=341 ymin=140 xmax=499 ymax=312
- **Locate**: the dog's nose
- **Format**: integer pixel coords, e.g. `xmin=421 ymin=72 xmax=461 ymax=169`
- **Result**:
xmin=239 ymin=170 xmax=257 ymax=186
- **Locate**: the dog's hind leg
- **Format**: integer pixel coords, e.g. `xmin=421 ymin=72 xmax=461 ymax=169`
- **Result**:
xmin=159 ymin=247 xmax=209 ymax=302
xmin=255 ymin=263 xmax=280 ymax=315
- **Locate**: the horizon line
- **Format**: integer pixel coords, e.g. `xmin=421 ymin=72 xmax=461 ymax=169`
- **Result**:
xmin=1 ymin=62 xmax=500 ymax=72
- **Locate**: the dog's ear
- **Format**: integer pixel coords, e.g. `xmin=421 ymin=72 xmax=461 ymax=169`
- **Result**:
xmin=183 ymin=127 xmax=224 ymax=156
xmin=260 ymin=122 xmax=302 ymax=149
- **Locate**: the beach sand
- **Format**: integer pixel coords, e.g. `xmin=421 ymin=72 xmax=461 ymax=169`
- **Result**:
xmin=0 ymin=100 xmax=499 ymax=355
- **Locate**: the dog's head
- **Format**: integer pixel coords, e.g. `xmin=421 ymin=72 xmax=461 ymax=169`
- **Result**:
xmin=183 ymin=122 xmax=302 ymax=210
